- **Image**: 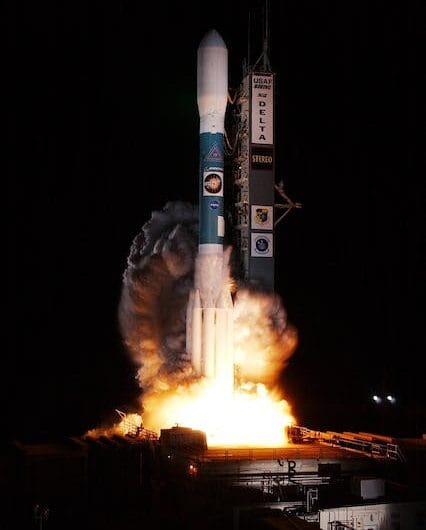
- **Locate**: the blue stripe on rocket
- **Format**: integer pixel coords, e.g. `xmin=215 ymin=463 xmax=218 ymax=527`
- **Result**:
xmin=199 ymin=132 xmax=225 ymax=246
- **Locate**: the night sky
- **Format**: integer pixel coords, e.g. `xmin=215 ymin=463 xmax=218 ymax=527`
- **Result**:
xmin=6 ymin=1 xmax=424 ymax=442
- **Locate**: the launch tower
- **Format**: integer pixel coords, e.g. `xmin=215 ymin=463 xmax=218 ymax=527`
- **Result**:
xmin=228 ymin=4 xmax=300 ymax=291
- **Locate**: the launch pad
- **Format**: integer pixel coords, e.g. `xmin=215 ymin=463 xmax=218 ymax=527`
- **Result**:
xmin=154 ymin=425 xmax=426 ymax=528
xmin=160 ymin=426 xmax=404 ymax=504
xmin=3 ymin=424 xmax=425 ymax=529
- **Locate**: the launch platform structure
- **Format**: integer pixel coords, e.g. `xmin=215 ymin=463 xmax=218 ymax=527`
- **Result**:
xmin=114 ymin=409 xmax=158 ymax=440
xmin=227 ymin=2 xmax=301 ymax=291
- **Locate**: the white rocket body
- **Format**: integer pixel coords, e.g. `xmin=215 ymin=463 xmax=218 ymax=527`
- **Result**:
xmin=197 ymin=29 xmax=228 ymax=136
xmin=186 ymin=30 xmax=234 ymax=392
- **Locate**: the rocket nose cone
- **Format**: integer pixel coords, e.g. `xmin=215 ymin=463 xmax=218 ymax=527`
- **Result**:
xmin=198 ymin=29 xmax=227 ymax=50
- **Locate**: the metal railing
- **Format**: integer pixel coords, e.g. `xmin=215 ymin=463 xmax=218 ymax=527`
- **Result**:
xmin=287 ymin=425 xmax=405 ymax=462
xmin=329 ymin=522 xmax=355 ymax=530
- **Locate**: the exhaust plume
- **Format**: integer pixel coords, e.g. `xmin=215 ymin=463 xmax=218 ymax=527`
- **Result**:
xmin=118 ymin=201 xmax=296 ymax=399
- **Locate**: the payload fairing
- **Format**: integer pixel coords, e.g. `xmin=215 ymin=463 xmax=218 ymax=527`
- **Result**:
xmin=186 ymin=30 xmax=234 ymax=391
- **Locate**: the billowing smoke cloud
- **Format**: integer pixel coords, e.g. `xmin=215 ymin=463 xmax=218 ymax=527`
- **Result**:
xmin=233 ymin=288 xmax=298 ymax=388
xmin=118 ymin=201 xmax=297 ymax=396
xmin=118 ymin=201 xmax=198 ymax=392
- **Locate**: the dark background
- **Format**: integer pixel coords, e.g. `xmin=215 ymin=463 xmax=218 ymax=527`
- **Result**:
xmin=7 ymin=0 xmax=424 ymax=442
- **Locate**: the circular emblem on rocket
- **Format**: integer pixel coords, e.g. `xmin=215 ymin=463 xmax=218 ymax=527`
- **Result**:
xmin=204 ymin=172 xmax=222 ymax=195
xmin=255 ymin=236 xmax=269 ymax=254
xmin=209 ymin=200 xmax=219 ymax=210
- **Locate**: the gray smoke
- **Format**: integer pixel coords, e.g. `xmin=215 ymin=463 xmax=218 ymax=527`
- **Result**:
xmin=118 ymin=201 xmax=198 ymax=392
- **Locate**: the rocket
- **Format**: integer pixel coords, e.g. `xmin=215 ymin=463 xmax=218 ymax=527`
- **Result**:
xmin=186 ymin=30 xmax=234 ymax=391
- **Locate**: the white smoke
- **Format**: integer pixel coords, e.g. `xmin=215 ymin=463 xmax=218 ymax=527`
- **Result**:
xmin=194 ymin=247 xmax=233 ymax=306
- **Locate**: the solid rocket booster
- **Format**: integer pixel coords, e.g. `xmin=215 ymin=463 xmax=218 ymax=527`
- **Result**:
xmin=186 ymin=30 xmax=234 ymax=390
xmin=197 ymin=29 xmax=228 ymax=254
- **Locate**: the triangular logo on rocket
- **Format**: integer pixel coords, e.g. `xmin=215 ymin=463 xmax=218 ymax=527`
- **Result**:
xmin=206 ymin=144 xmax=222 ymax=161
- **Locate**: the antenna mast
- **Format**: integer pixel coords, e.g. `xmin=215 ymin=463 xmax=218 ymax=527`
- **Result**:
xmin=253 ymin=0 xmax=271 ymax=72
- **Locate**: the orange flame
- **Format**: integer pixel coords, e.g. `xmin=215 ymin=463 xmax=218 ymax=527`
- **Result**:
xmin=89 ymin=276 xmax=298 ymax=446
xmin=142 ymin=379 xmax=295 ymax=447
xmin=140 ymin=288 xmax=297 ymax=447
